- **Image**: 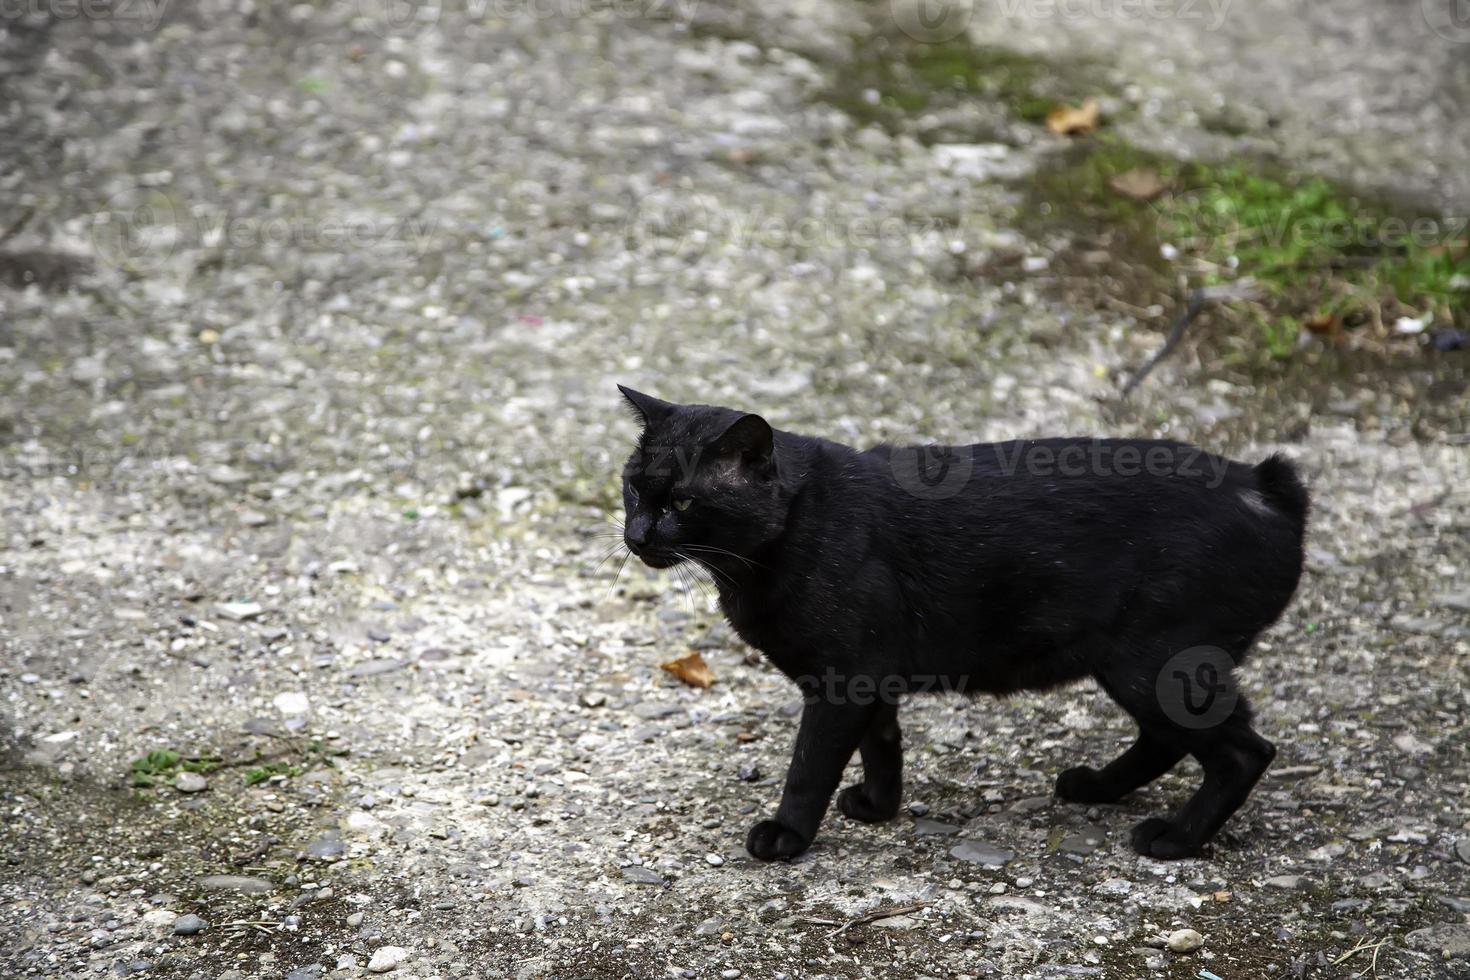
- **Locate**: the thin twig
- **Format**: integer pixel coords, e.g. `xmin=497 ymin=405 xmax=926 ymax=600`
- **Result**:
xmin=219 ymin=919 xmax=279 ymax=930
xmin=797 ymin=902 xmax=930 ymax=937
xmin=1120 ymin=288 xmax=1206 ymax=399
xmin=0 ymin=206 xmax=34 ymax=247
xmin=1331 ymin=936 xmax=1390 ymax=977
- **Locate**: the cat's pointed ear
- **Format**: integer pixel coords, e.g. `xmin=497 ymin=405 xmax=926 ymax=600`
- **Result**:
xmin=712 ymin=413 xmax=776 ymax=475
xmin=617 ymin=385 xmax=674 ymax=427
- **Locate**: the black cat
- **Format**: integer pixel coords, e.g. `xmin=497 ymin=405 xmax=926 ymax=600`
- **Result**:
xmin=616 ymin=386 xmax=1308 ymax=861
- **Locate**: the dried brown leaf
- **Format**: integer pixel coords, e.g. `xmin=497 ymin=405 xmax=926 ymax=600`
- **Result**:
xmin=1304 ymin=312 xmax=1340 ymax=335
xmin=1108 ymin=167 xmax=1167 ymax=202
xmin=1045 ymin=97 xmax=1101 ymax=135
xmin=659 ymin=651 xmax=715 ymax=688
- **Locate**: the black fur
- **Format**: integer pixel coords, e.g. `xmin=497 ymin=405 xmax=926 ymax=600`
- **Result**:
xmin=617 ymin=387 xmax=1308 ymax=861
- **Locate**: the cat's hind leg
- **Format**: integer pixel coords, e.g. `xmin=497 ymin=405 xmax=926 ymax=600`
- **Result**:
xmin=1085 ymin=651 xmax=1275 ymax=858
xmin=1055 ymin=726 xmax=1185 ymax=804
xmin=1129 ymin=695 xmax=1275 ymax=859
xmin=836 ymin=698 xmax=902 ymax=823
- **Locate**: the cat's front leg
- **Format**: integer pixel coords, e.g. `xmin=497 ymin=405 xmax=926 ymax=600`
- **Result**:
xmin=746 ymin=696 xmax=876 ymax=861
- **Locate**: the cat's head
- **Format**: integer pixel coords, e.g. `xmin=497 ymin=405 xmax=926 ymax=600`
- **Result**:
xmin=617 ymin=386 xmax=787 ymax=569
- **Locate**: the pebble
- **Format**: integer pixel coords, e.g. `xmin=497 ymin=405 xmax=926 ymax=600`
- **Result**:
xmin=198 ymin=875 xmax=273 ymax=894
xmin=305 ymin=831 xmax=345 ymax=859
xmin=908 ymin=802 xmax=930 ymax=817
xmin=1059 ymin=834 xmax=1100 ymax=856
xmin=1406 ymin=924 xmax=1470 ymax=959
xmin=914 ymin=818 xmax=960 ymax=837
xmin=142 ymin=909 xmax=177 ymax=934
xmin=174 ymin=772 xmax=208 ymax=793
xmin=622 ymin=866 xmax=665 ymax=885
xmin=950 ymin=841 xmax=1015 ymax=866
xmin=214 ymin=600 xmax=264 ymax=621
xmin=367 ymin=946 xmax=410 ymax=972
xmin=172 ymin=914 xmax=207 ymax=936
xmin=1166 ymin=928 xmax=1204 ymax=953
xmin=348 ymin=658 xmax=406 ymax=678
xmin=721 ymin=971 xmax=741 ymax=979
xmin=273 ymin=692 xmax=309 ymax=715
xmin=347 ymin=912 xmax=365 ymax=928
xmin=736 ymin=764 xmax=760 ymax=782
xmin=1456 ymin=838 xmax=1470 ymax=865
xmin=205 ymin=464 xmax=250 ymax=486
xmin=1264 ymin=875 xmax=1310 ymax=891
xmin=705 ymin=853 xmax=725 ymax=867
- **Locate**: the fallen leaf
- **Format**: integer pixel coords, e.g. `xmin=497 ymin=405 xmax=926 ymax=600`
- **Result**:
xmin=1303 ymin=312 xmax=1340 ymax=335
xmin=1045 ymin=97 xmax=1100 ymax=135
xmin=659 ymin=651 xmax=715 ymax=688
xmin=1108 ymin=167 xmax=1166 ymax=201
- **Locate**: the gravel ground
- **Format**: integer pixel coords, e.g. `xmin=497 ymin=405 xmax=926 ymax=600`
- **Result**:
xmin=2 ymin=2 xmax=1468 ymax=979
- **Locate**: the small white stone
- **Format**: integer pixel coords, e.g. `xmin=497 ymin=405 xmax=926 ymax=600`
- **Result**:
xmin=705 ymin=853 xmax=724 ymax=867
xmin=1166 ymin=928 xmax=1204 ymax=953
xmin=142 ymin=909 xmax=177 ymax=935
xmin=174 ymin=772 xmax=208 ymax=793
xmin=274 ymin=692 xmax=309 ymax=715
xmin=367 ymin=945 xmax=409 ymax=972
xmin=215 ymin=601 xmax=263 ymax=621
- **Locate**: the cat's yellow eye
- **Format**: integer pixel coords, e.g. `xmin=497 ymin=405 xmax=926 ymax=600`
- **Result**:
xmin=672 ymin=497 xmax=693 ymax=512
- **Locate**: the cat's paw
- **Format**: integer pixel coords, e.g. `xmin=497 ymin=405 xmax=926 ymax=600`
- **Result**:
xmin=836 ymin=783 xmax=899 ymax=823
xmin=745 ymin=819 xmax=810 ymax=861
xmin=1130 ymin=817 xmax=1201 ymax=860
xmin=1055 ymin=765 xmax=1122 ymax=804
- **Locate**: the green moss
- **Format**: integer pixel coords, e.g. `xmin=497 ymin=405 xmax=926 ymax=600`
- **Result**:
xmin=822 ymin=34 xmax=1088 ymax=137
xmin=1021 ymin=136 xmax=1470 ymax=345
xmin=129 ymin=748 xmax=222 ymax=787
xmin=243 ymin=762 xmax=304 ymax=786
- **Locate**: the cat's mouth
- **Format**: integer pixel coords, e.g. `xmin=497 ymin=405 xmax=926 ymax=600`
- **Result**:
xmin=635 ymin=550 xmax=682 ymax=569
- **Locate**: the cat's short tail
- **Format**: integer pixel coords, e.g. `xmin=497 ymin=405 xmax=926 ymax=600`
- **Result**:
xmin=1253 ymin=454 xmax=1309 ymax=529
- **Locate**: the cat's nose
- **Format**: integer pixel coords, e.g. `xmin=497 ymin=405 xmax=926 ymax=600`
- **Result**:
xmin=624 ymin=517 xmax=651 ymax=552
